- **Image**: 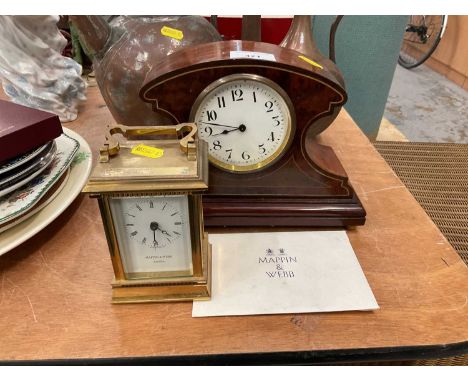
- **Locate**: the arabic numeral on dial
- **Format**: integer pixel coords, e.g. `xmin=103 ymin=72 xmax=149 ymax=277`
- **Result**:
xmin=265 ymin=101 xmax=273 ymax=112
xmin=267 ymin=132 xmax=275 ymax=142
xmin=204 ymin=126 xmax=213 ymax=136
xmin=258 ymin=144 xmax=266 ymax=154
xmin=252 ymin=91 xmax=257 ymax=103
xmin=272 ymin=115 xmax=280 ymax=126
xmin=217 ymin=96 xmax=226 ymax=108
xmin=225 ymin=148 xmax=233 ymax=159
xmin=242 ymin=151 xmax=250 ymax=160
xmin=213 ymin=140 xmax=222 ymax=150
xmin=231 ymin=89 xmax=243 ymax=102
xmin=207 ymin=110 xmax=217 ymax=121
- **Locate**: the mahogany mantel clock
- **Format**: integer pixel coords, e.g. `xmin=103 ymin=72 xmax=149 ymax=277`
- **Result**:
xmin=140 ymin=40 xmax=366 ymax=227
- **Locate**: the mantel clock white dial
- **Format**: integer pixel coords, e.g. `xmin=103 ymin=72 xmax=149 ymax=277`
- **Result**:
xmin=190 ymin=74 xmax=295 ymax=173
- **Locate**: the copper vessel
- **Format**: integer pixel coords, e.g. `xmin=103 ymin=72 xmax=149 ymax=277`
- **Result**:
xmin=280 ymin=15 xmax=345 ymax=86
xmin=70 ymin=16 xmax=222 ymax=125
xmin=280 ymin=15 xmax=345 ymax=134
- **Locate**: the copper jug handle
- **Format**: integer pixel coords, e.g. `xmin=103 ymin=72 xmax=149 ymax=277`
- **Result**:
xmin=329 ymin=16 xmax=344 ymax=63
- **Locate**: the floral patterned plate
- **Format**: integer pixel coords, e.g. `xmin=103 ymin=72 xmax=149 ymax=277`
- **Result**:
xmin=0 ymin=128 xmax=92 ymax=256
xmin=0 ymin=132 xmax=79 ymax=225
xmin=0 ymin=168 xmax=69 ymax=233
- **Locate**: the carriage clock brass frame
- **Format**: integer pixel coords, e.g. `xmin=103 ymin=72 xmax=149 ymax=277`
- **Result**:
xmin=83 ymin=123 xmax=211 ymax=304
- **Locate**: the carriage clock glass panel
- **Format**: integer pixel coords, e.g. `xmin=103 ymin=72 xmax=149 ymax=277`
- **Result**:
xmin=109 ymin=194 xmax=193 ymax=278
xmin=191 ymin=74 xmax=294 ymax=173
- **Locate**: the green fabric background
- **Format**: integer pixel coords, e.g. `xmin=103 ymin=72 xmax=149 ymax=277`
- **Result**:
xmin=312 ymin=16 xmax=408 ymax=138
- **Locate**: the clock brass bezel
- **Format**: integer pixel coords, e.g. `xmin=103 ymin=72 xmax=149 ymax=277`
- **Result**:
xmin=189 ymin=73 xmax=296 ymax=173
xmin=97 ymin=191 xmax=205 ymax=282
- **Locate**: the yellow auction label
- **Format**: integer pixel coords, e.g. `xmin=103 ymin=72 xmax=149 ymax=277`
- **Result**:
xmin=298 ymin=55 xmax=323 ymax=69
xmin=161 ymin=26 xmax=184 ymax=40
xmin=131 ymin=144 xmax=164 ymax=159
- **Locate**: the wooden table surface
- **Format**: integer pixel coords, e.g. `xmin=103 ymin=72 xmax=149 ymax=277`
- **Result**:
xmin=0 ymin=87 xmax=467 ymax=365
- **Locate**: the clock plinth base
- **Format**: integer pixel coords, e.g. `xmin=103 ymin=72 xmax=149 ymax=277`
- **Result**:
xmin=203 ymin=197 xmax=365 ymax=228
xmin=111 ymin=280 xmax=211 ymax=304
xmin=203 ymin=140 xmax=366 ymax=228
xmin=111 ymin=242 xmax=212 ymax=304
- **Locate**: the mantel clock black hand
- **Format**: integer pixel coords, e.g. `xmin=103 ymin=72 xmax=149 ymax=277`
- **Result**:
xmin=200 ymin=121 xmax=239 ymax=129
xmin=211 ymin=124 xmax=247 ymax=136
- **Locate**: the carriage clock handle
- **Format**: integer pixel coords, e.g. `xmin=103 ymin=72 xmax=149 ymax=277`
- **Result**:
xmin=99 ymin=123 xmax=198 ymax=162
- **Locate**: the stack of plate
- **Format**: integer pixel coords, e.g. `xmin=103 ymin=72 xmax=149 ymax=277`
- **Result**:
xmin=0 ymin=128 xmax=92 ymax=255
xmin=0 ymin=141 xmax=57 ymax=198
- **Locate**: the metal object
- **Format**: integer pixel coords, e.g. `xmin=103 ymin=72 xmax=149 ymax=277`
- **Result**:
xmin=99 ymin=123 xmax=198 ymax=163
xmin=69 ymin=16 xmax=222 ymax=126
xmin=241 ymin=15 xmax=261 ymax=41
xmin=280 ymin=15 xmax=345 ymax=87
xmin=83 ymin=123 xmax=211 ymax=303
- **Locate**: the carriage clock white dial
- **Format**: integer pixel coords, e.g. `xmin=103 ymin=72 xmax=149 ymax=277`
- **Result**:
xmin=109 ymin=195 xmax=193 ymax=277
xmin=190 ymin=74 xmax=295 ymax=173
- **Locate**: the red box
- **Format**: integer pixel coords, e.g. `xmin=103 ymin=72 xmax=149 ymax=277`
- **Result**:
xmin=212 ymin=16 xmax=292 ymax=44
xmin=0 ymin=100 xmax=63 ymax=163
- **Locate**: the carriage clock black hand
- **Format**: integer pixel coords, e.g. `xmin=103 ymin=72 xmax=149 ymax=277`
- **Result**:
xmin=121 ymin=199 xmax=185 ymax=249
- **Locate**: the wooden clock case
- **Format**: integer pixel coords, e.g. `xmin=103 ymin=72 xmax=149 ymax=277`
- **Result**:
xmin=140 ymin=40 xmax=366 ymax=227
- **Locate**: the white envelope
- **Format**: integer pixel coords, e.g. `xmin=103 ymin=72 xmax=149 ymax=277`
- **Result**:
xmin=192 ymin=231 xmax=379 ymax=317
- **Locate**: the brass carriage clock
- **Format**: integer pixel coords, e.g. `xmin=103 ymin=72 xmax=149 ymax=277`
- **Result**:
xmin=83 ymin=123 xmax=211 ymax=304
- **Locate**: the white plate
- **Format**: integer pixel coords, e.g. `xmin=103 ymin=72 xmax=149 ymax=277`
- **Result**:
xmin=0 ymin=169 xmax=70 ymax=233
xmin=0 ymin=141 xmax=50 ymax=175
xmin=0 ymin=128 xmax=92 ymax=256
xmin=0 ymin=142 xmax=56 ymax=187
xmin=0 ymin=134 xmax=78 ymax=221
xmin=0 ymin=142 xmax=57 ymax=197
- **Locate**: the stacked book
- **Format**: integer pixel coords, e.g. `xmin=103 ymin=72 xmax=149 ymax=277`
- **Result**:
xmin=0 ymin=100 xmax=80 ymax=233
